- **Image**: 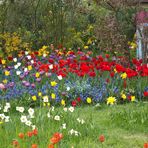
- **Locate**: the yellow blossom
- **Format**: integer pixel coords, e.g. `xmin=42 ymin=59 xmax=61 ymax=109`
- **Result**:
xmin=51 ymin=93 xmax=56 ymax=99
xmin=114 ymin=68 xmax=117 ymax=73
xmin=3 ymin=79 xmax=8 ymax=84
xmin=121 ymin=93 xmax=126 ymax=100
xmin=84 ymin=46 xmax=89 ymax=50
xmin=35 ymin=72 xmax=40 ymax=78
xmin=5 ymin=70 xmax=10 ymax=76
xmin=121 ymin=73 xmax=127 ymax=79
xmin=2 ymin=59 xmax=6 ymax=64
xmin=61 ymin=99 xmax=65 ymax=106
xmin=32 ymin=95 xmax=37 ymax=101
xmin=51 ymin=81 xmax=57 ymax=87
xmin=38 ymin=92 xmax=42 ymax=97
xmin=28 ymin=65 xmax=32 ymax=71
xmin=107 ymin=96 xmax=116 ymax=105
xmin=131 ymin=96 xmax=135 ymax=102
xmin=87 ymin=39 xmax=92 ymax=45
xmin=86 ymin=97 xmax=92 ymax=104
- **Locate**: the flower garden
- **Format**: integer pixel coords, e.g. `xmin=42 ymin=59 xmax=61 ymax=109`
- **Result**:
xmin=0 ymin=0 xmax=148 ymax=148
xmin=0 ymin=47 xmax=148 ymax=148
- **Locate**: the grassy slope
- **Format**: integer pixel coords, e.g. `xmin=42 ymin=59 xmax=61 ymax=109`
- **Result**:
xmin=0 ymin=103 xmax=148 ymax=148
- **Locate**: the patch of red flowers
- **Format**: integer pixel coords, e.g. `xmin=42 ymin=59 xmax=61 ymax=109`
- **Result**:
xmin=50 ymin=132 xmax=63 ymax=145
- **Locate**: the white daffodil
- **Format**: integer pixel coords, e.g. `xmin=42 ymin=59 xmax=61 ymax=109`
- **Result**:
xmin=69 ymin=107 xmax=74 ymax=112
xmin=77 ymin=118 xmax=81 ymax=123
xmin=75 ymin=131 xmax=79 ymax=136
xmin=54 ymin=115 xmax=60 ymax=121
xmin=66 ymin=87 xmax=70 ymax=91
xmin=62 ymin=123 xmax=66 ymax=129
xmin=28 ymin=108 xmax=34 ymax=116
xmin=14 ymin=65 xmax=19 ymax=69
xmin=5 ymin=116 xmax=10 ymax=122
xmin=81 ymin=119 xmax=85 ymax=124
xmin=16 ymin=107 xmax=25 ymax=113
xmin=13 ymin=58 xmax=17 ymax=62
xmin=20 ymin=115 xmax=27 ymax=123
xmin=25 ymin=51 xmax=29 ymax=55
xmin=32 ymin=125 xmax=36 ymax=130
xmin=5 ymin=103 xmax=10 ymax=108
xmin=69 ymin=129 xmax=74 ymax=135
xmin=47 ymin=112 xmax=51 ymax=118
xmin=0 ymin=113 xmax=5 ymax=120
xmin=16 ymin=71 xmax=21 ymax=75
xmin=25 ymin=120 xmax=32 ymax=126
xmin=51 ymin=106 xmax=54 ymax=112
xmin=43 ymin=96 xmax=49 ymax=103
xmin=63 ymin=107 xmax=68 ymax=112
xmin=17 ymin=62 xmax=21 ymax=67
xmin=3 ymin=107 xmax=8 ymax=113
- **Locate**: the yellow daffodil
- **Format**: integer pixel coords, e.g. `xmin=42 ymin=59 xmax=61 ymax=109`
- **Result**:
xmin=35 ymin=72 xmax=40 ymax=78
xmin=131 ymin=96 xmax=135 ymax=102
xmin=121 ymin=73 xmax=127 ymax=79
xmin=32 ymin=95 xmax=37 ymax=101
xmin=87 ymin=39 xmax=92 ymax=45
xmin=3 ymin=79 xmax=8 ymax=84
xmin=28 ymin=65 xmax=32 ymax=71
xmin=86 ymin=97 xmax=92 ymax=104
xmin=2 ymin=59 xmax=6 ymax=65
xmin=51 ymin=81 xmax=57 ymax=87
xmin=61 ymin=99 xmax=65 ymax=106
xmin=38 ymin=92 xmax=42 ymax=97
xmin=107 ymin=96 xmax=116 ymax=105
xmin=121 ymin=93 xmax=126 ymax=100
xmin=5 ymin=70 xmax=10 ymax=76
xmin=51 ymin=93 xmax=56 ymax=99
xmin=84 ymin=46 xmax=89 ymax=50
xmin=43 ymin=102 xmax=50 ymax=107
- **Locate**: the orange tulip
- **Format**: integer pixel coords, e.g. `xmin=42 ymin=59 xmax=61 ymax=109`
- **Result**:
xmin=48 ymin=144 xmax=54 ymax=148
xmin=18 ymin=133 xmax=24 ymax=139
xmin=31 ymin=144 xmax=38 ymax=148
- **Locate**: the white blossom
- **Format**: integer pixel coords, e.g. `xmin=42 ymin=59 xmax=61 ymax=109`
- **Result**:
xmin=43 ymin=96 xmax=49 ymax=103
xmin=57 ymin=75 xmax=62 ymax=80
xmin=54 ymin=115 xmax=60 ymax=121
xmin=69 ymin=107 xmax=74 ymax=112
xmin=49 ymin=64 xmax=53 ymax=70
xmin=20 ymin=115 xmax=27 ymax=123
xmin=16 ymin=107 xmax=25 ymax=113
xmin=25 ymin=120 xmax=32 ymax=126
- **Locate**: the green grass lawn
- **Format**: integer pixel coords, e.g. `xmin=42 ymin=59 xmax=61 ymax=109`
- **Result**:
xmin=0 ymin=103 xmax=148 ymax=148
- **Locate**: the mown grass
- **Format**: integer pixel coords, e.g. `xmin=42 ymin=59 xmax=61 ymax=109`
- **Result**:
xmin=0 ymin=103 xmax=148 ymax=148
